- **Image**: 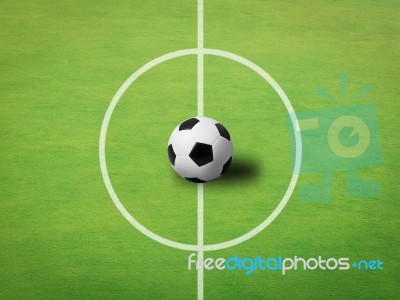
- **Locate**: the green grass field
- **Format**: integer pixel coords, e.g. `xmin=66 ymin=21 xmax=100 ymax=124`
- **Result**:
xmin=1 ymin=0 xmax=399 ymax=299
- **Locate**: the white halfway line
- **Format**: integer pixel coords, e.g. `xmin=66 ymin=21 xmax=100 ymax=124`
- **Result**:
xmin=197 ymin=183 xmax=204 ymax=300
xmin=197 ymin=1 xmax=204 ymax=300
xmin=197 ymin=0 xmax=204 ymax=117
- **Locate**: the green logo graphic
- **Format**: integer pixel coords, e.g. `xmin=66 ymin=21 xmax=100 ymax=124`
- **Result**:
xmin=288 ymin=75 xmax=381 ymax=202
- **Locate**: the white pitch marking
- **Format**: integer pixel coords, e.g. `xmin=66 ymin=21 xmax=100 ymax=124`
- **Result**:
xmin=99 ymin=48 xmax=302 ymax=252
xmin=197 ymin=1 xmax=205 ymax=299
xmin=100 ymin=3 xmax=301 ymax=299
xmin=197 ymin=183 xmax=204 ymax=300
xmin=197 ymin=0 xmax=204 ymax=117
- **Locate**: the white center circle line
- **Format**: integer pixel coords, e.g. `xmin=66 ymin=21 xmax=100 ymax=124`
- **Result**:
xmin=99 ymin=48 xmax=302 ymax=252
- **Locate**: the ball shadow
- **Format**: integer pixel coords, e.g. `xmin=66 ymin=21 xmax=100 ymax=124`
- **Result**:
xmin=218 ymin=156 xmax=261 ymax=185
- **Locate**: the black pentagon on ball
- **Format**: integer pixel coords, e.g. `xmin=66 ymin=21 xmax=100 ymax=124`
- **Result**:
xmin=167 ymin=144 xmax=176 ymax=166
xmin=189 ymin=142 xmax=213 ymax=167
xmin=221 ymin=157 xmax=232 ymax=175
xmin=179 ymin=118 xmax=200 ymax=130
xmin=185 ymin=177 xmax=206 ymax=183
xmin=215 ymin=123 xmax=230 ymax=141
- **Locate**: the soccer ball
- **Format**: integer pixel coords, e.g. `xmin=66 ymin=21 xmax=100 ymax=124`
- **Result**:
xmin=167 ymin=117 xmax=233 ymax=183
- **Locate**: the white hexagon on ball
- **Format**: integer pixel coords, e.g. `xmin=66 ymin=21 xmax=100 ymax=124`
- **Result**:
xmin=167 ymin=116 xmax=233 ymax=183
xmin=191 ymin=117 xmax=220 ymax=145
xmin=168 ymin=127 xmax=196 ymax=156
